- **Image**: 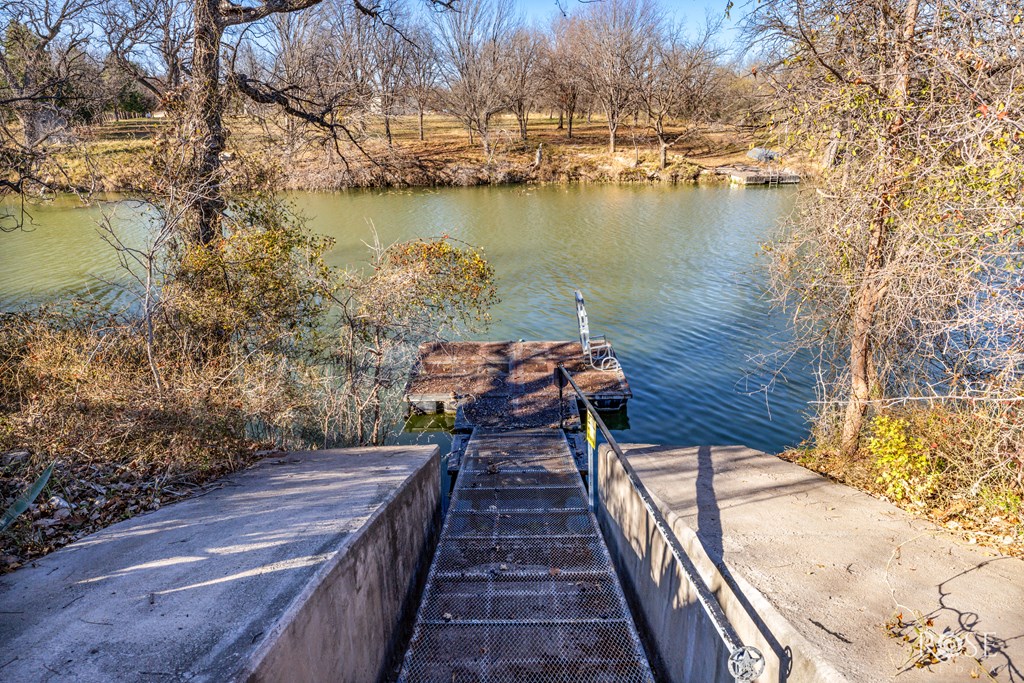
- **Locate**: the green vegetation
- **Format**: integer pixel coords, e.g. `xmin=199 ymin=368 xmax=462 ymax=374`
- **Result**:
xmin=753 ymin=0 xmax=1023 ymax=554
xmin=0 ymin=461 xmax=52 ymax=533
xmin=0 ymin=189 xmax=496 ymax=569
xmin=867 ymin=416 xmax=937 ymax=504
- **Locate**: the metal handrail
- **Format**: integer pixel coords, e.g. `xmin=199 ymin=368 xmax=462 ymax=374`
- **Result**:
xmin=556 ymin=365 xmax=766 ymax=683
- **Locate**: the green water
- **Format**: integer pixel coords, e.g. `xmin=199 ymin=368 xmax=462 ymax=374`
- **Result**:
xmin=0 ymin=184 xmax=814 ymax=453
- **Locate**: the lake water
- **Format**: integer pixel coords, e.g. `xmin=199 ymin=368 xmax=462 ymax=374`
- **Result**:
xmin=0 ymin=184 xmax=815 ymax=453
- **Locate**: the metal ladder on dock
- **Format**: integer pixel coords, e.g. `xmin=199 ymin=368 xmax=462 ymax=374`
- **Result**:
xmin=397 ymin=428 xmax=654 ymax=683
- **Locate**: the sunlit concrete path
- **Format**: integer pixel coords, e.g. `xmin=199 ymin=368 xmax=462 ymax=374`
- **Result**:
xmin=0 ymin=446 xmax=439 ymax=682
xmin=599 ymin=444 xmax=1024 ymax=682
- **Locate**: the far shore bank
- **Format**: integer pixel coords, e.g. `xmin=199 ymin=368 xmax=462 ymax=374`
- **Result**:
xmin=41 ymin=114 xmax=810 ymax=195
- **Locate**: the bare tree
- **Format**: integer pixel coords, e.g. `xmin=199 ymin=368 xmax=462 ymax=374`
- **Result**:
xmin=748 ymin=0 xmax=1024 ymax=456
xmin=181 ymin=0 xmax=455 ymax=244
xmin=633 ymin=18 xmax=722 ymax=169
xmin=0 ymin=0 xmax=100 ymax=140
xmin=367 ymin=6 xmax=413 ymax=145
xmin=239 ymin=9 xmax=336 ymax=160
xmin=541 ymin=14 xmax=584 ymax=138
xmin=101 ymin=0 xmax=191 ymax=97
xmin=431 ymin=0 xmax=519 ymax=154
xmin=505 ymin=25 xmax=541 ymax=142
xmin=577 ymin=0 xmax=660 ymax=153
xmin=404 ymin=23 xmax=437 ymax=141
xmin=0 ymin=0 xmax=106 ymax=205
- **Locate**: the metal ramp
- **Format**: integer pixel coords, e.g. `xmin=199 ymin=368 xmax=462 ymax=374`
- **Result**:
xmin=398 ymin=428 xmax=654 ymax=683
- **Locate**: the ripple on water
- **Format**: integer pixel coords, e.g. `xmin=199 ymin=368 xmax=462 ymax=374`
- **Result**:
xmin=0 ymin=185 xmax=815 ymax=453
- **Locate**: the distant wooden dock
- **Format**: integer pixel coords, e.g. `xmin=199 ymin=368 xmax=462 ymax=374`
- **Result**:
xmin=709 ymin=164 xmax=801 ymax=185
xmin=404 ymin=340 xmax=632 ymax=434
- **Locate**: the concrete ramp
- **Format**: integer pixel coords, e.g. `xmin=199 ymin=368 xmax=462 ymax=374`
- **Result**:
xmin=599 ymin=443 xmax=1024 ymax=682
xmin=398 ymin=429 xmax=654 ymax=682
xmin=0 ymin=446 xmax=439 ymax=682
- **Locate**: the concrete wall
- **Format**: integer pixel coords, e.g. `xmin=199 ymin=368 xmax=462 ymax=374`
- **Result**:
xmin=243 ymin=449 xmax=440 ymax=683
xmin=597 ymin=445 xmax=846 ymax=683
xmin=597 ymin=443 xmax=1024 ymax=683
xmin=0 ymin=446 xmax=440 ymax=683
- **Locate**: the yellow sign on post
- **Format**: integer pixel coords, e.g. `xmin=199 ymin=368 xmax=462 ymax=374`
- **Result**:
xmin=586 ymin=414 xmax=598 ymax=511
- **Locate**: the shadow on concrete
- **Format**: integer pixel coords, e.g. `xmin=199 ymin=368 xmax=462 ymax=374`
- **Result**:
xmin=695 ymin=444 xmax=794 ymax=682
xmin=597 ymin=444 xmax=817 ymax=682
xmin=604 ymin=443 xmax=1024 ymax=683
xmin=0 ymin=449 xmax=440 ymax=682
xmin=917 ymin=558 xmax=1023 ymax=682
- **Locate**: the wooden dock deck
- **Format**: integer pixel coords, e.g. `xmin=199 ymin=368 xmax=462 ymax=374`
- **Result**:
xmin=397 ymin=429 xmax=655 ymax=683
xmin=404 ymin=341 xmax=632 ymax=431
xmin=708 ymin=164 xmax=801 ymax=185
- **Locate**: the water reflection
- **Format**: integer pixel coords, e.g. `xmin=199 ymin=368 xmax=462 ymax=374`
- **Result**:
xmin=0 ymin=184 xmax=814 ymax=453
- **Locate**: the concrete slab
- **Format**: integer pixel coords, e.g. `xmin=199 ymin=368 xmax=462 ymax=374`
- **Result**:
xmin=600 ymin=444 xmax=1024 ymax=682
xmin=0 ymin=446 xmax=440 ymax=683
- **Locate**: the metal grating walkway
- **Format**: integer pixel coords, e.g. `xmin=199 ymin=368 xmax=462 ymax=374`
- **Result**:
xmin=398 ymin=429 xmax=655 ymax=683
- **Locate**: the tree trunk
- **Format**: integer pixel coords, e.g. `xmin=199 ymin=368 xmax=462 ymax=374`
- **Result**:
xmin=840 ymin=0 xmax=919 ymax=458
xmin=189 ymin=0 xmax=227 ymax=246
xmin=167 ymin=60 xmax=181 ymax=90
xmin=841 ymin=207 xmax=888 ymax=457
xmin=841 ymin=286 xmax=878 ymax=456
xmin=608 ymin=123 xmax=617 ymax=153
xmin=659 ymin=139 xmax=667 ymax=170
xmin=557 ymin=110 xmax=564 ymax=130
xmin=418 ymin=107 xmax=424 ymax=141
xmin=19 ymin=109 xmax=44 ymax=148
xmin=566 ymin=104 xmax=575 ymax=139
xmin=384 ymin=114 xmax=392 ymax=146
xmin=481 ymin=113 xmax=491 ymax=155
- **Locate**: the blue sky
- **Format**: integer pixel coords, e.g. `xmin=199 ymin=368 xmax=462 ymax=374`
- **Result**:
xmin=518 ymin=0 xmax=732 ymax=24
xmin=517 ymin=0 xmax=744 ymax=48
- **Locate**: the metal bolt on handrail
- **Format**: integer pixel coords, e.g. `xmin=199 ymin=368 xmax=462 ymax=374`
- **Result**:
xmin=555 ymin=365 xmax=767 ymax=683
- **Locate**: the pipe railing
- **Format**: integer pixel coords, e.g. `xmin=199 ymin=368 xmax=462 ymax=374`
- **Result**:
xmin=555 ymin=365 xmax=767 ymax=683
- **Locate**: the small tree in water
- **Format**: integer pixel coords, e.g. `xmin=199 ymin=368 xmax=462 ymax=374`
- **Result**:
xmin=331 ymin=236 xmax=498 ymax=444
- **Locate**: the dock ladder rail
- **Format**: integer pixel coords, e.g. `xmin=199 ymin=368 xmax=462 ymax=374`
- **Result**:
xmin=556 ymin=365 xmax=767 ymax=683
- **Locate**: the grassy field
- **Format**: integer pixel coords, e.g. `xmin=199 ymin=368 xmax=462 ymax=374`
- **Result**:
xmin=54 ymin=112 xmax=764 ymax=192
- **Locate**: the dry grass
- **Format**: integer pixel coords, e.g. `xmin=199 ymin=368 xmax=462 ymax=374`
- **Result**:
xmin=0 ymin=307 xmax=276 ymax=572
xmin=48 ymin=112 xmax=761 ymax=192
xmin=781 ymin=403 xmax=1024 ymax=559
xmin=0 ymin=209 xmax=499 ymax=572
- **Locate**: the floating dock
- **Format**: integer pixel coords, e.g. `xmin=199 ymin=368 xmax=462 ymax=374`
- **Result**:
xmin=397 ymin=333 xmax=653 ymax=679
xmin=404 ymin=341 xmax=632 ymax=430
